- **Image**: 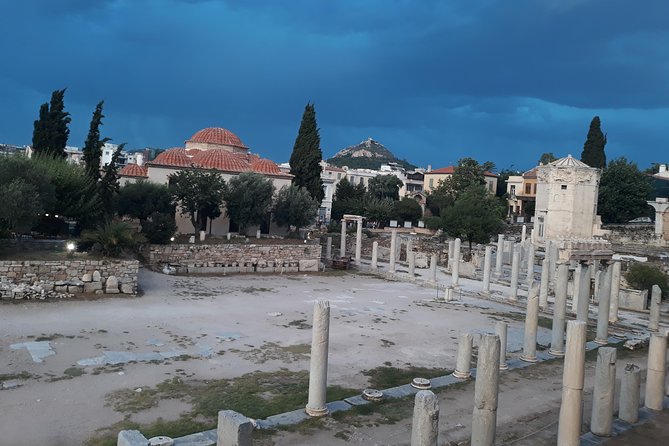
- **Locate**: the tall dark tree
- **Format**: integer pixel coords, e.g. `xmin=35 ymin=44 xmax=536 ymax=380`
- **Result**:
xmin=99 ymin=143 xmax=124 ymax=219
xmin=170 ymin=169 xmax=226 ymax=232
xmin=580 ymin=116 xmax=607 ymax=168
xmin=367 ymin=174 xmax=403 ymax=201
xmin=223 ymin=172 xmax=274 ymax=234
xmin=82 ymin=101 xmax=110 ymax=181
xmin=451 ymin=157 xmax=486 ymax=193
xmin=32 ymin=103 xmax=50 ymax=153
xmin=289 ymin=103 xmax=324 ymax=202
xmin=31 ymin=89 xmax=71 ymax=158
xmin=538 ymin=152 xmax=557 ymax=165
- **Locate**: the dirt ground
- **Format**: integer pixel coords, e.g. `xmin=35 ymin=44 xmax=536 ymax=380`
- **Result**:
xmin=0 ymin=268 xmax=665 ymax=445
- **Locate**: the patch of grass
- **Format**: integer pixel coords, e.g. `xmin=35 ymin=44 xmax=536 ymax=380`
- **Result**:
xmin=362 ymin=365 xmax=452 ymax=389
xmin=238 ymin=342 xmax=311 ymax=364
xmin=85 ymin=415 xmax=211 ymax=446
xmin=0 ymin=371 xmax=33 ymax=381
xmin=287 ymin=319 xmax=312 ymax=330
xmin=240 ymin=287 xmax=274 ymax=294
xmin=64 ymin=367 xmax=85 ymax=377
xmin=34 ymin=333 xmax=63 ymax=342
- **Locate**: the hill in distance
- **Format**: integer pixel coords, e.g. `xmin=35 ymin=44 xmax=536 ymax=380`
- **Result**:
xmin=326 ymin=137 xmax=417 ymax=170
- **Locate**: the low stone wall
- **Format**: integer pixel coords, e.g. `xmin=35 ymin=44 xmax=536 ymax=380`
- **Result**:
xmin=141 ymin=242 xmax=322 ymax=274
xmin=0 ymin=259 xmax=139 ymax=300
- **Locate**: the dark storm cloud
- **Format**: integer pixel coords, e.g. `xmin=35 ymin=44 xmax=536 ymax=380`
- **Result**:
xmin=0 ymin=0 xmax=667 ymax=169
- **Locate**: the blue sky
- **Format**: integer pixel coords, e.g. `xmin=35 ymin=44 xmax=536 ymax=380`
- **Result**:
xmin=1 ymin=0 xmax=667 ymax=172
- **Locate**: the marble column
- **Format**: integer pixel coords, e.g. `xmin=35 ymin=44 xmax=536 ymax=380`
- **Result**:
xmin=494 ymin=234 xmax=504 ymax=277
xmin=509 ymin=245 xmax=520 ymax=301
xmin=429 ymin=253 xmax=437 ymax=283
xmin=520 ymin=283 xmax=539 ymax=363
xmin=590 ymin=347 xmax=617 ymax=436
xmin=389 ymin=229 xmax=397 ymax=273
xmin=371 ymin=241 xmax=378 ymax=270
xmin=549 ymin=241 xmax=559 ymax=286
xmin=576 ymin=264 xmax=590 ymax=322
xmin=340 ymin=220 xmax=346 ymax=258
xmin=557 ymin=320 xmax=587 ymax=446
xmin=608 ymin=260 xmax=622 ymax=323
xmin=453 ymin=332 xmax=473 ymax=379
xmin=550 ymin=263 xmax=569 ymax=357
xmin=539 ymin=258 xmax=549 ymax=309
xmin=355 ymin=219 xmax=362 ymax=264
xmin=495 ymin=321 xmax=508 ymax=370
xmin=410 ymin=390 xmax=439 ymax=446
xmin=217 ymin=410 xmax=254 ymax=446
xmin=447 ymin=240 xmax=455 ymax=272
xmin=408 ymin=251 xmax=416 ymax=280
xmin=306 ymin=300 xmax=330 ymax=416
xmin=482 ymin=246 xmax=492 ymax=294
xmin=452 ymin=238 xmax=461 ymax=287
xmin=326 ymin=236 xmax=332 ymax=260
xmin=525 ymin=243 xmax=535 ymax=285
xmin=649 ymin=285 xmax=662 ymax=332
xmin=645 ymin=332 xmax=668 ymax=411
xmin=521 ymin=224 xmax=527 ymax=242
xmin=571 ymin=264 xmax=582 ymax=314
xmin=470 ymin=334 xmax=501 ymax=446
xmin=619 ymin=364 xmax=641 ymax=424
xmin=595 ymin=264 xmax=612 ymax=345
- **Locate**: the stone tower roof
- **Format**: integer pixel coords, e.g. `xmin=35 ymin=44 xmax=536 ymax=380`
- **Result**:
xmin=550 ymin=154 xmax=591 ymax=168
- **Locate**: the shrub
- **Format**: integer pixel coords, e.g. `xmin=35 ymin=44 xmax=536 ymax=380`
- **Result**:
xmin=141 ymin=212 xmax=177 ymax=244
xmin=625 ymin=263 xmax=668 ymax=299
xmin=81 ymin=221 xmax=145 ymax=257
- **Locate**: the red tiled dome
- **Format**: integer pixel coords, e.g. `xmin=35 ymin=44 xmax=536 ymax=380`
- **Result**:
xmin=250 ymin=157 xmax=282 ymax=175
xmin=187 ymin=127 xmax=247 ymax=148
xmin=191 ymin=149 xmax=248 ymax=172
xmin=151 ymin=148 xmax=192 ymax=167
xmin=119 ymin=164 xmax=148 ymax=177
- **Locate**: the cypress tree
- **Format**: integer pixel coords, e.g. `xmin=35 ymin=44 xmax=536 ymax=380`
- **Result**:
xmin=99 ymin=143 xmax=124 ymax=220
xmin=289 ymin=103 xmax=325 ymax=203
xmin=580 ymin=116 xmax=607 ymax=168
xmin=82 ymin=101 xmax=110 ymax=181
xmin=46 ymin=89 xmax=71 ymax=158
xmin=32 ymin=103 xmax=50 ymax=154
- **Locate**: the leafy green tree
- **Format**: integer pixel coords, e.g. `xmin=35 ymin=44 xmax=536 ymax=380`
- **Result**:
xmin=272 ymin=185 xmax=319 ymax=230
xmin=426 ymin=178 xmax=455 ymax=216
xmin=170 ymin=169 xmax=226 ymax=232
xmin=393 ymin=197 xmax=422 ymax=224
xmin=363 ymin=197 xmax=394 ymax=227
xmin=82 ymin=101 xmax=110 ymax=181
xmin=117 ymin=181 xmax=173 ymax=222
xmin=32 ymin=89 xmax=71 ymax=158
xmin=99 ymin=143 xmax=124 ymax=220
xmin=367 ymin=174 xmax=403 ymax=201
xmin=439 ymin=185 xmax=505 ymax=252
xmin=580 ymin=116 xmax=607 ymax=168
xmin=0 ymin=179 xmax=43 ymax=234
xmin=539 ymin=152 xmax=557 ymax=165
xmin=334 ymin=177 xmax=365 ymax=201
xmin=598 ymin=157 xmax=652 ymax=223
xmin=625 ymin=263 xmax=668 ymax=299
xmin=451 ymin=157 xmax=486 ymax=193
xmin=223 ymin=172 xmax=275 ymax=234
xmin=331 ymin=177 xmax=367 ymax=221
xmin=141 ymin=212 xmax=177 ymax=244
xmin=289 ymin=103 xmax=324 ymax=202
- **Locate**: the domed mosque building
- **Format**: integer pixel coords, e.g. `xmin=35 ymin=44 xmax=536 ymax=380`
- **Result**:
xmin=119 ymin=127 xmax=292 ymax=235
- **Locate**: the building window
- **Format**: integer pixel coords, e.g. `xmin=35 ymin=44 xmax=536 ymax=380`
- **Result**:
xmin=510 ymin=185 xmax=516 ymax=196
xmin=525 ymin=184 xmax=532 ymax=194
xmin=337 ymin=173 xmax=341 ymax=179
xmin=429 ymin=178 xmax=434 ymax=188
xmin=561 ymin=185 xmax=567 ymax=190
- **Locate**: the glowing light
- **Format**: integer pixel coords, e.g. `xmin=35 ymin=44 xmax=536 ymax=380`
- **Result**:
xmin=66 ymin=242 xmax=76 ymax=251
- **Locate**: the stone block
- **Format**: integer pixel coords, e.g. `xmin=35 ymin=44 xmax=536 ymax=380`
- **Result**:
xmin=54 ymin=285 xmax=68 ymax=293
xmin=92 ymin=270 xmax=101 ymax=282
xmin=414 ymin=252 xmax=429 ymax=268
xmin=105 ymin=275 xmax=119 ymax=294
xmin=120 ymin=283 xmax=134 ymax=294
xmin=67 ymin=285 xmax=82 ymax=294
xmin=299 ymin=259 xmax=319 ymax=272
xmin=83 ymin=282 xmax=103 ymax=293
xmin=82 ymin=273 xmax=92 ymax=282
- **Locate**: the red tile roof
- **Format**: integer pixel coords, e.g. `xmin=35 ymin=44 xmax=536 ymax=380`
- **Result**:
xmin=119 ymin=164 xmax=148 ymax=177
xmin=187 ymin=127 xmax=247 ymax=148
xmin=147 ymin=148 xmax=288 ymax=177
xmin=152 ymin=148 xmax=192 ymax=167
xmin=426 ymin=166 xmax=498 ymax=177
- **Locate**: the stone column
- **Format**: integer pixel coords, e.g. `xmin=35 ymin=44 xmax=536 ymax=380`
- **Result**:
xmin=389 ymin=229 xmax=397 ymax=273
xmin=526 ymin=243 xmax=535 ymax=285
xmin=550 ymin=263 xmax=569 ymax=357
xmin=521 ymin=224 xmax=527 ymax=242
xmin=619 ymin=364 xmax=641 ymax=424
xmin=217 ymin=410 xmax=254 ymax=446
xmin=576 ymin=264 xmax=590 ymax=322
xmin=649 ymin=285 xmax=662 ymax=332
xmin=594 ymin=270 xmax=602 ymax=302
xmin=429 ymin=253 xmax=437 ymax=283
xmin=482 ymin=246 xmax=492 ymax=294
xmin=571 ymin=264 xmax=582 ymax=313
xmin=340 ymin=220 xmax=346 ymax=258
xmin=549 ymin=241 xmax=559 ymax=286
xmin=371 ymin=241 xmax=378 ymax=270
xmin=408 ymin=251 xmax=416 ymax=279
xmin=495 ymin=321 xmax=508 ymax=370
xmin=590 ymin=347 xmax=617 ymax=437
xmin=494 ymin=234 xmax=504 ymax=277
xmin=645 ymin=332 xmax=668 ymax=411
xmin=355 ymin=219 xmax=362 ymax=264
xmin=326 ymin=236 xmax=332 ymax=260
xmin=410 ymin=390 xmax=439 ymax=446
xmin=539 ymin=258 xmax=549 ymax=309
xmin=453 ymin=332 xmax=473 ymax=379
xmin=509 ymin=245 xmax=520 ymax=301
xmin=452 ymin=238 xmax=461 ymax=287
xmin=305 ymin=300 xmax=330 ymax=416
xmin=470 ymin=334 xmax=501 ymax=446
xmin=609 ymin=260 xmax=622 ymax=323
xmin=447 ymin=240 xmax=455 ymax=272
xmin=595 ymin=264 xmax=612 ymax=345
xmin=520 ymin=283 xmax=539 ymax=363
xmin=557 ymin=320 xmax=587 ymax=446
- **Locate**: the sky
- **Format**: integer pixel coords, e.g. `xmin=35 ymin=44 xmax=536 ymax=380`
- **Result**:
xmin=1 ymin=0 xmax=668 ymax=172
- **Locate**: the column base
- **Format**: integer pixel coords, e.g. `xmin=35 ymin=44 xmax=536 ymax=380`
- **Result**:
xmin=549 ymin=349 xmax=565 ymax=357
xmin=594 ymin=337 xmax=608 ymax=345
xmin=305 ymin=406 xmax=329 ymax=417
xmin=452 ymin=370 xmax=471 ymax=379
xmin=520 ymin=354 xmax=538 ymax=363
xmin=499 ymin=363 xmax=509 ymax=370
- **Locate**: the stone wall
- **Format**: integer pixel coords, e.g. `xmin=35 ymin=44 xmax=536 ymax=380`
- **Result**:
xmin=141 ymin=242 xmax=322 ymax=274
xmin=0 ymin=259 xmax=139 ymax=300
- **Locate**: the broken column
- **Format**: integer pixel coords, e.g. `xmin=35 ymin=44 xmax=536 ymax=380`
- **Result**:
xmin=217 ymin=410 xmax=254 ymax=446
xmin=509 ymin=244 xmax=520 ymax=301
xmin=576 ymin=263 xmax=590 ymax=322
xmin=410 ymin=390 xmax=439 ymax=446
xmin=608 ymin=260 xmax=622 ymax=323
xmin=482 ymin=246 xmax=492 ymax=294
xmin=539 ymin=258 xmax=549 ymax=309
xmin=590 ymin=347 xmax=617 ymax=437
xmin=447 ymin=240 xmax=455 ymax=271
xmin=595 ymin=264 xmax=612 ymax=345
xmin=526 ymin=242 xmax=535 ymax=284
xmin=550 ymin=263 xmax=569 ymax=357
xmin=429 ymin=253 xmax=437 ymax=283
xmin=494 ymin=234 xmax=504 ymax=277
xmin=470 ymin=334 xmax=501 ymax=446
xmin=520 ymin=283 xmax=539 ymax=363
xmin=453 ymin=332 xmax=473 ymax=379
xmin=326 ymin=236 xmax=332 ymax=260
xmin=645 ymin=332 xmax=668 ymax=411
xmin=355 ymin=218 xmax=362 ymax=264
xmin=340 ymin=220 xmax=346 ymax=258
xmin=452 ymin=238 xmax=461 ymax=287
xmin=557 ymin=320 xmax=587 ymax=446
xmin=495 ymin=321 xmax=508 ymax=370
xmin=619 ymin=364 xmax=641 ymax=424
xmin=371 ymin=241 xmax=378 ymax=270
xmin=389 ymin=229 xmax=397 ymax=273
xmin=649 ymin=284 xmax=662 ymax=332
xmin=571 ymin=264 xmax=582 ymax=314
xmin=305 ymin=300 xmax=330 ymax=416
xmin=521 ymin=224 xmax=527 ymax=242
xmin=408 ymin=251 xmax=416 ymax=279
